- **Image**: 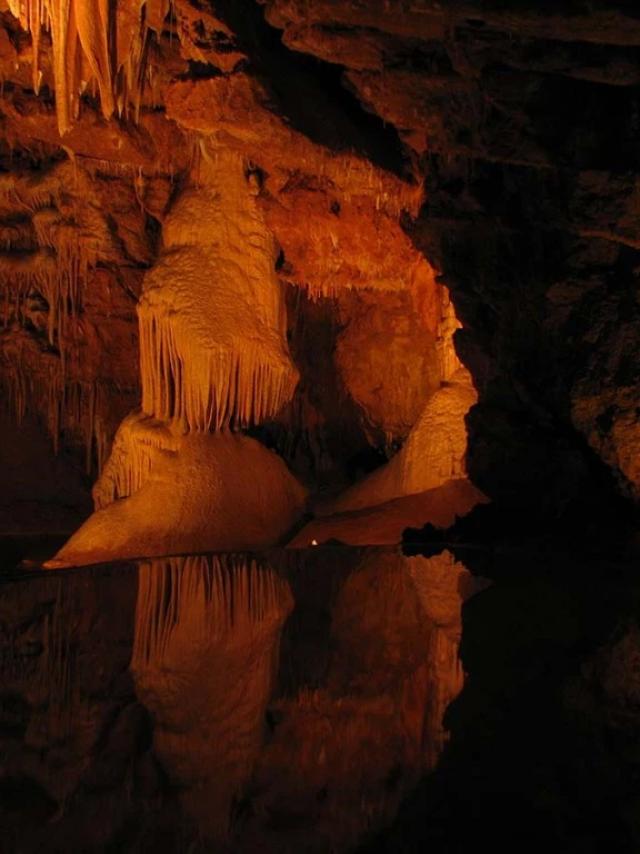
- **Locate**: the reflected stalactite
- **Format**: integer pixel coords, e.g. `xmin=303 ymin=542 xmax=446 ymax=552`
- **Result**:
xmin=131 ymin=554 xmax=293 ymax=843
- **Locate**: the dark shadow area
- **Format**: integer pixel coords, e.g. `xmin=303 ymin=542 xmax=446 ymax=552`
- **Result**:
xmin=363 ymin=548 xmax=640 ymax=854
xmin=209 ymin=0 xmax=412 ymax=178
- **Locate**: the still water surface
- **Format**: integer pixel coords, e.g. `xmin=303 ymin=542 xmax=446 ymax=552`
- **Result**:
xmin=0 ymin=547 xmax=487 ymax=853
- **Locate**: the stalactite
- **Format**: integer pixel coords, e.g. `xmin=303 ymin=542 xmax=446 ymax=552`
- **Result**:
xmin=0 ymin=163 xmax=106 ymax=351
xmin=32 ymin=211 xmax=100 ymax=344
xmin=0 ymin=243 xmax=86 ymax=350
xmin=0 ymin=350 xmax=62 ymax=450
xmin=0 ymin=352 xmax=114 ymax=473
xmin=138 ymin=305 xmax=295 ymax=431
xmin=74 ymin=0 xmax=113 ymax=120
xmin=6 ymin=0 xmax=172 ymax=135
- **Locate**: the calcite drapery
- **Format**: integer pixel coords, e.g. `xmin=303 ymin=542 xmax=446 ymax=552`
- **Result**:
xmin=138 ymin=147 xmax=299 ymax=431
xmin=47 ymin=414 xmax=305 ymax=565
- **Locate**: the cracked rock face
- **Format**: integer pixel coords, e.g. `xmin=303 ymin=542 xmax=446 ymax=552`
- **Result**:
xmin=0 ymin=0 xmax=638 ymax=535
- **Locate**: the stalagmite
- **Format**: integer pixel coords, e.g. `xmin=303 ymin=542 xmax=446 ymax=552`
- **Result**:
xmin=323 ymin=370 xmax=479 ymax=516
xmin=296 ymin=294 xmax=481 ymax=539
xmin=91 ymin=411 xmax=180 ymax=509
xmin=47 ymin=416 xmax=306 ymax=566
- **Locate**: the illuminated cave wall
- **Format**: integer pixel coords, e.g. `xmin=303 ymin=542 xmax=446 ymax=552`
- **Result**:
xmin=0 ymin=0 xmax=638 ymax=539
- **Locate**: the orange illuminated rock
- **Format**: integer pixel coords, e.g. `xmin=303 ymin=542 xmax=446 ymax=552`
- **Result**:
xmin=323 ymin=371 xmax=477 ymax=516
xmin=335 ymin=288 xmax=441 ymax=442
xmin=45 ymin=423 xmax=306 ymax=567
xmin=0 ymin=0 xmax=638 ymax=530
xmin=288 ymin=478 xmax=487 ymax=547
xmin=5 ymin=0 xmax=171 ymax=134
xmin=45 ymin=142 xmax=307 ymax=563
xmin=139 ymin=147 xmax=298 ymax=431
xmin=262 ymin=189 xmax=432 ymax=298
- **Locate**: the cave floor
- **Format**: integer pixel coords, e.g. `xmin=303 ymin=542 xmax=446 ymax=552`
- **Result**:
xmin=0 ymin=544 xmax=638 ymax=853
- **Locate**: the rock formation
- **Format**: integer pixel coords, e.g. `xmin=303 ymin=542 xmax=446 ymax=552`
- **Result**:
xmin=46 ymin=147 xmax=306 ymax=566
xmin=0 ymin=0 xmax=637 ymax=553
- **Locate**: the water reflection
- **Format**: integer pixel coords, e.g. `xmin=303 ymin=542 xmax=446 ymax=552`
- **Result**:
xmin=132 ymin=555 xmax=293 ymax=843
xmin=0 ymin=548 xmax=485 ymax=852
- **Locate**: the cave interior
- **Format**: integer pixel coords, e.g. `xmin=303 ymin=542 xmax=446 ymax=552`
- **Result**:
xmin=0 ymin=1 xmax=640 ymax=852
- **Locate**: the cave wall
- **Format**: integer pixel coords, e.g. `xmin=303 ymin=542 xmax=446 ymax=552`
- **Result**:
xmin=0 ymin=0 xmax=638 ymax=531
xmin=261 ymin=0 xmax=640 ymax=513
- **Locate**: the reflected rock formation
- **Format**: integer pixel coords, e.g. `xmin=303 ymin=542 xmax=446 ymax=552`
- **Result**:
xmin=130 ymin=554 xmax=293 ymax=844
xmin=0 ymin=547 xmax=485 ymax=852
xmin=239 ymin=549 xmax=479 ymax=853
xmin=0 ymin=566 xmax=143 ymax=853
xmin=125 ymin=548 xmax=481 ymax=852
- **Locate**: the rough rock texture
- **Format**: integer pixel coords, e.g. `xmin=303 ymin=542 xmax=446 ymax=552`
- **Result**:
xmin=260 ymin=0 xmax=640 ymax=513
xmin=335 ymin=288 xmax=442 ymax=443
xmin=0 ymin=0 xmax=463 ymax=542
xmin=0 ymin=0 xmax=638 ymax=536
